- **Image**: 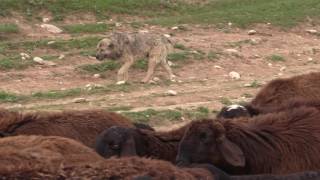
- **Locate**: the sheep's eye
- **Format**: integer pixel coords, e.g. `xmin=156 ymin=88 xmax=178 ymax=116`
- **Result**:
xmin=110 ymin=144 xmax=120 ymax=150
xmin=199 ymin=132 xmax=207 ymax=141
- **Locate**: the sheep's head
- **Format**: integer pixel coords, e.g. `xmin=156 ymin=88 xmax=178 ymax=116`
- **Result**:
xmin=95 ymin=126 xmax=139 ymax=158
xmin=217 ymin=104 xmax=250 ymax=119
xmin=176 ymin=119 xmax=245 ymax=168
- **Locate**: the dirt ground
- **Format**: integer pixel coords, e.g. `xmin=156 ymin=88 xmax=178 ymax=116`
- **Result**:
xmin=1 ymin=16 xmax=320 ymax=128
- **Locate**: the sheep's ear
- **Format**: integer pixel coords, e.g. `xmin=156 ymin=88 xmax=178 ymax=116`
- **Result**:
xmin=121 ymin=135 xmax=137 ymax=157
xmin=218 ymin=136 xmax=245 ymax=167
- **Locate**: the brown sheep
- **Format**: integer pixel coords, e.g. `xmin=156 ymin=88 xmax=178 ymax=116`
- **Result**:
xmin=0 ymin=108 xmax=141 ymax=148
xmin=95 ymin=124 xmax=189 ymax=162
xmin=177 ymin=106 xmax=320 ymax=175
xmin=217 ymin=72 xmax=320 ymax=119
xmin=0 ymin=135 xmax=104 ymax=177
xmin=4 ymin=154 xmax=320 ymax=180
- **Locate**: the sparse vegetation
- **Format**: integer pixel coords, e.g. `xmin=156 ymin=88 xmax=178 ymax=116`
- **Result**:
xmin=63 ymin=23 xmax=110 ymax=34
xmin=77 ymin=61 xmax=120 ymax=74
xmin=0 ymin=24 xmax=19 ymax=33
xmin=132 ymin=59 xmax=148 ymax=70
xmin=174 ymin=44 xmax=188 ymax=50
xmin=266 ymin=54 xmax=286 ymax=62
xmin=219 ymin=97 xmax=232 ymax=105
xmin=246 ymin=80 xmax=262 ymax=88
xmin=122 ymin=107 xmax=211 ymax=124
xmin=0 ymin=91 xmax=24 ymax=102
xmin=0 ymin=57 xmax=34 ymax=70
xmin=207 ymin=51 xmax=220 ymax=61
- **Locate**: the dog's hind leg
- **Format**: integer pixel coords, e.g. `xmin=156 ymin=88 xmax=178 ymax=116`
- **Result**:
xmin=160 ymin=57 xmax=176 ymax=81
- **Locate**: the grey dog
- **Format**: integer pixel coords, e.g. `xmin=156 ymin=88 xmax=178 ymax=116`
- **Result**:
xmin=96 ymin=32 xmax=176 ymax=84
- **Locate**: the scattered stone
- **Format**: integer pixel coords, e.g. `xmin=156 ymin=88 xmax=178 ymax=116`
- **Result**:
xmin=166 ymin=90 xmax=178 ymax=96
xmin=244 ymin=83 xmax=251 ymax=87
xmin=47 ymin=41 xmax=55 ymax=45
xmin=280 ymin=66 xmax=286 ymax=72
xmin=115 ymin=22 xmax=122 ymax=27
xmin=72 ymin=98 xmax=87 ymax=103
xmin=163 ymin=34 xmax=171 ymax=38
xmin=214 ymin=65 xmax=223 ymax=69
xmin=153 ymin=77 xmax=160 ymax=82
xmin=116 ymin=81 xmax=126 ymax=85
xmin=40 ymin=24 xmax=63 ymax=34
xmin=20 ymin=53 xmax=30 ymax=60
xmin=93 ymin=74 xmax=101 ymax=78
xmin=248 ymin=30 xmax=257 ymax=35
xmin=228 ymin=22 xmax=232 ymax=26
xmin=297 ymin=53 xmax=301 ymax=57
xmin=60 ymin=88 xmax=66 ymax=91
xmin=308 ymin=57 xmax=314 ymax=61
xmin=229 ymin=71 xmax=241 ymax=80
xmin=225 ymin=49 xmax=239 ymax=54
xmin=171 ymin=26 xmax=179 ymax=30
xmin=42 ymin=17 xmax=50 ymax=23
xmin=168 ymin=61 xmax=174 ymax=67
xmin=58 ymin=54 xmax=65 ymax=60
xmin=268 ymin=63 xmax=273 ymax=67
xmin=306 ymin=29 xmax=318 ymax=34
xmin=139 ymin=30 xmax=149 ymax=33
xmin=278 ymin=73 xmax=283 ymax=76
xmin=33 ymin=57 xmax=57 ymax=66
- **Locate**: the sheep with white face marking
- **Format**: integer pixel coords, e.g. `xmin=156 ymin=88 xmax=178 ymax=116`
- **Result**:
xmin=218 ymin=72 xmax=320 ymax=119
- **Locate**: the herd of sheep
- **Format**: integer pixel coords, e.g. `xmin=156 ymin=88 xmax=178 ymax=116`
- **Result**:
xmin=1 ymin=72 xmax=320 ymax=179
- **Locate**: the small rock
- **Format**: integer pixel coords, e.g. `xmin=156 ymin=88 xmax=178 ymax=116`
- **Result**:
xmin=168 ymin=61 xmax=174 ymax=67
xmin=115 ymin=22 xmax=122 ymax=27
xmin=40 ymin=24 xmax=63 ymax=34
xmin=171 ymin=26 xmax=179 ymax=30
xmin=33 ymin=57 xmax=45 ymax=64
xmin=33 ymin=57 xmax=56 ymax=66
xmin=47 ymin=41 xmax=55 ymax=45
xmin=116 ymin=81 xmax=126 ymax=85
xmin=306 ymin=29 xmax=318 ymax=34
xmin=163 ymin=34 xmax=171 ymax=38
xmin=225 ymin=49 xmax=239 ymax=54
xmin=214 ymin=65 xmax=223 ymax=69
xmin=20 ymin=53 xmax=30 ymax=60
xmin=229 ymin=71 xmax=241 ymax=80
xmin=60 ymin=88 xmax=66 ymax=91
xmin=280 ymin=66 xmax=286 ymax=72
xmin=166 ymin=90 xmax=178 ymax=96
xmin=297 ymin=54 xmax=301 ymax=57
xmin=139 ymin=30 xmax=149 ymax=33
xmin=72 ymin=98 xmax=87 ymax=103
xmin=42 ymin=17 xmax=50 ymax=23
xmin=248 ymin=30 xmax=257 ymax=35
xmin=153 ymin=77 xmax=160 ymax=82
xmin=244 ymin=83 xmax=251 ymax=87
xmin=58 ymin=54 xmax=65 ymax=60
xmin=93 ymin=74 xmax=101 ymax=78
xmin=308 ymin=57 xmax=314 ymax=61
xmin=228 ymin=22 xmax=232 ymax=26
xmin=268 ymin=63 xmax=273 ymax=67
xmin=278 ymin=73 xmax=283 ymax=76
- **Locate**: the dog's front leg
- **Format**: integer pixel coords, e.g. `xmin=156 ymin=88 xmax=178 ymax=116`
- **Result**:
xmin=117 ymin=56 xmax=134 ymax=84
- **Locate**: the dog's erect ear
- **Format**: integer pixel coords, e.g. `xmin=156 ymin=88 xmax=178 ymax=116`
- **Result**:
xmin=217 ymin=135 xmax=245 ymax=167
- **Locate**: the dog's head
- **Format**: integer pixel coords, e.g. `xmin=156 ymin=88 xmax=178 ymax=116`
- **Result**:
xmin=96 ymin=38 xmax=121 ymax=61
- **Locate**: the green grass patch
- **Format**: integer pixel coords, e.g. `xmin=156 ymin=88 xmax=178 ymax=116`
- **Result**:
xmin=62 ymin=23 xmax=110 ymax=34
xmin=0 ymin=36 xmax=101 ymax=55
xmin=0 ymin=24 xmax=19 ymax=33
xmin=0 ymin=57 xmax=34 ymax=70
xmin=122 ymin=106 xmax=211 ymax=124
xmin=0 ymin=91 xmax=24 ymax=102
xmin=266 ymin=54 xmax=286 ymax=62
xmin=2 ymin=0 xmax=320 ymax=28
xmin=174 ymin=43 xmax=188 ymax=50
xmin=219 ymin=97 xmax=232 ymax=106
xmin=246 ymin=80 xmax=262 ymax=88
xmin=77 ymin=61 xmax=120 ymax=74
xmin=132 ymin=59 xmax=148 ymax=70
xmin=168 ymin=52 xmax=190 ymax=62
xmin=31 ymin=88 xmax=83 ymax=99
xmin=207 ymin=51 xmax=220 ymax=61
